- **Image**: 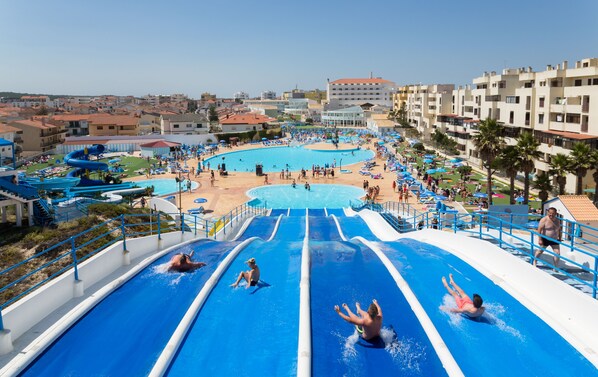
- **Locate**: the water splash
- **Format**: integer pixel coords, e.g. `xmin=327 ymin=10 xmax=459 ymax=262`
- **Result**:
xmin=483 ymin=302 xmax=524 ymax=340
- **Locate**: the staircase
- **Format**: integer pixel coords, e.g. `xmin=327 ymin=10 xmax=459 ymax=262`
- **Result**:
xmin=0 ymin=177 xmax=54 ymax=225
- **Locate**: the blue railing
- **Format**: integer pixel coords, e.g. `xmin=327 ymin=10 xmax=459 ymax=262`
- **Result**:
xmin=0 ymin=202 xmax=267 ymax=330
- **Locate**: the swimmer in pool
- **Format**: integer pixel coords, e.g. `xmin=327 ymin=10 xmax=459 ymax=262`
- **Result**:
xmin=442 ymin=274 xmax=484 ymax=318
xmin=167 ymin=251 xmax=206 ymax=273
xmin=334 ymin=299 xmax=382 ymax=341
xmin=231 ymin=257 xmax=260 ymax=289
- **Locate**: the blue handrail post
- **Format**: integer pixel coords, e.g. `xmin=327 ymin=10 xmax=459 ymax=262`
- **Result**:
xmin=530 ymin=232 xmax=535 ymax=265
xmin=593 ymin=258 xmax=598 ymax=299
xmin=478 ymin=214 xmax=482 ymax=240
xmin=205 ymin=219 xmax=208 ymax=238
xmin=194 ymin=215 xmax=197 ymax=236
xmin=570 ymin=223 xmax=576 ymax=251
xmin=0 ymin=310 xmax=4 ymax=331
xmin=509 ymin=213 xmax=513 ymax=235
xmin=120 ymin=214 xmax=127 ymax=253
xmin=157 ymin=212 xmax=161 ymax=240
xmin=498 ymin=219 xmax=503 ymax=248
xmin=71 ymin=237 xmax=80 ymax=281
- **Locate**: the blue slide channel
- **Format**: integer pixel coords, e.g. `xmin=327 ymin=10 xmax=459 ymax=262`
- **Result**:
xmin=270 ymin=208 xmax=288 ymax=217
xmin=309 ymin=216 xmax=342 ymax=241
xmin=309 ymin=236 xmax=447 ymax=376
xmin=166 ymin=222 xmax=303 ymax=376
xmin=380 ymin=238 xmax=598 ymax=376
xmin=326 ymin=208 xmax=346 ymax=217
xmin=236 ymin=215 xmax=279 ymax=241
xmin=336 ymin=216 xmax=379 ymax=241
xmin=20 ymin=240 xmax=238 ymax=377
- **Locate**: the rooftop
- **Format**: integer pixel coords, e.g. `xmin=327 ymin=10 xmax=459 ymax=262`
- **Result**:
xmin=330 ymin=78 xmax=394 ymax=85
xmin=558 ymin=195 xmax=598 ymax=222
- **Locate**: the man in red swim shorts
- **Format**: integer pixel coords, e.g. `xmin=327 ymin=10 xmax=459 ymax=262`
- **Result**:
xmin=442 ymin=273 xmax=485 ymax=318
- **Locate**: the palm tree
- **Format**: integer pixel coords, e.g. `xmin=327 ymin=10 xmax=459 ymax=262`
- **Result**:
xmin=498 ymin=145 xmax=521 ymax=204
xmin=533 ymin=172 xmax=553 ymax=209
xmin=471 ymin=118 xmax=505 ymax=205
xmin=516 ymin=132 xmax=542 ymax=204
xmin=549 ymin=153 xmax=571 ymax=195
xmin=568 ymin=142 xmax=594 ymax=194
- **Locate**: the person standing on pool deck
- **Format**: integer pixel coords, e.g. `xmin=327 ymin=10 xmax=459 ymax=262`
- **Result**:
xmin=334 ymin=299 xmax=382 ymax=341
xmin=231 ymin=258 xmax=260 ymax=289
xmin=534 ymin=207 xmax=562 ymax=269
xmin=442 ymin=274 xmax=484 ymax=318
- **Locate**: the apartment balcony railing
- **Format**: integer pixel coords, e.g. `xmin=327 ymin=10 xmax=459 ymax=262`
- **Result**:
xmin=550 ymin=104 xmax=582 ymax=114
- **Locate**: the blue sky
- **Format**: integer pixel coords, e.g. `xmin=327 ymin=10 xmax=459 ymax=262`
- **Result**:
xmin=1 ymin=0 xmax=597 ymax=98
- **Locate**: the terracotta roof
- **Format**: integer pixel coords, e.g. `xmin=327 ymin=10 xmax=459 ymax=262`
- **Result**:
xmin=52 ymin=114 xmax=91 ymax=121
xmin=542 ymin=130 xmax=598 ymax=140
xmin=558 ymin=195 xmax=598 ymax=222
xmin=88 ymin=115 xmax=138 ymax=126
xmin=140 ymin=140 xmax=181 ymax=148
xmin=0 ymin=124 xmax=21 ymax=133
xmin=10 ymin=119 xmax=59 ymax=130
xmin=220 ymin=113 xmax=276 ymax=125
xmin=330 ymin=78 xmax=393 ymax=85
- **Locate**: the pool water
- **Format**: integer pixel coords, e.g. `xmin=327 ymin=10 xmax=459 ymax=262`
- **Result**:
xmin=247 ymin=184 xmax=364 ymax=209
xmin=203 ymin=145 xmax=374 ymax=173
xmin=133 ymin=178 xmax=199 ymax=196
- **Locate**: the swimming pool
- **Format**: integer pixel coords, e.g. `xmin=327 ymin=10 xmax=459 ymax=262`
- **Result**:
xmin=203 ymin=145 xmax=374 ymax=173
xmin=133 ymin=178 xmax=199 ymax=196
xmin=247 ymin=184 xmax=365 ymax=209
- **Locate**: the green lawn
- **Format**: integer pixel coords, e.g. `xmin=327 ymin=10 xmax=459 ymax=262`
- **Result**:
xmin=22 ymin=154 xmax=160 ymax=180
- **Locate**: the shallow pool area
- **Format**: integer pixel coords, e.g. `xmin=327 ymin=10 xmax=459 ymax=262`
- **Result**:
xmin=203 ymin=145 xmax=374 ymax=173
xmin=133 ymin=178 xmax=199 ymax=196
xmin=247 ymin=184 xmax=364 ymax=209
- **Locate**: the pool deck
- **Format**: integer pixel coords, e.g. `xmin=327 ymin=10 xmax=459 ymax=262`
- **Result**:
xmin=125 ymin=140 xmax=422 ymax=217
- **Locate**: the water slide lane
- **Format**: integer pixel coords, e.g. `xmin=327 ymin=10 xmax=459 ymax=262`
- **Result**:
xmin=309 ymin=216 xmax=342 ymax=241
xmin=20 ymin=240 xmax=239 ymax=377
xmin=270 ymin=209 xmax=288 ymax=217
xmin=308 ymin=208 xmax=326 ymax=217
xmin=289 ymin=208 xmax=306 ymax=216
xmin=309 ymin=239 xmax=447 ymax=376
xmin=236 ymin=216 xmax=279 ymax=241
xmin=272 ymin=216 xmax=306 ymax=242
xmin=64 ymin=145 xmax=109 ymax=172
xmin=166 ymin=228 xmax=302 ymax=376
xmin=326 ymin=208 xmax=346 ymax=217
xmin=336 ymin=216 xmax=379 ymax=241
xmin=381 ymin=238 xmax=598 ymax=377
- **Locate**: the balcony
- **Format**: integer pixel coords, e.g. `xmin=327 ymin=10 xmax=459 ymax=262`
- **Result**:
xmin=549 ymin=122 xmax=581 ymax=133
xmin=550 ymin=103 xmax=581 ymax=114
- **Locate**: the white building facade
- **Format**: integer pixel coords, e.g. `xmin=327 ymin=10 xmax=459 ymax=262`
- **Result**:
xmin=326 ymin=78 xmax=396 ymax=109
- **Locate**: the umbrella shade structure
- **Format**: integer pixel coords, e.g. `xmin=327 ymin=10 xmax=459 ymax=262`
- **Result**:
xmin=426 ymin=169 xmax=437 ymax=174
xmin=261 ymin=137 xmax=268 ymax=141
xmin=515 ymin=196 xmax=525 ymax=203
xmin=194 ymin=198 xmax=208 ymax=204
xmin=526 ymin=220 xmax=540 ymax=229
xmin=473 ymin=192 xmax=488 ymax=198
xmin=423 ymin=159 xmax=433 ymax=164
xmin=219 ymin=140 xmax=226 ymax=143
xmin=108 ymin=159 xmax=120 ymax=164
xmin=435 ymin=168 xmax=447 ymax=173
xmin=424 ymin=154 xmax=435 ymax=158
xmin=274 ymin=136 xmax=279 ymax=139
xmin=450 ymin=158 xmax=462 ymax=163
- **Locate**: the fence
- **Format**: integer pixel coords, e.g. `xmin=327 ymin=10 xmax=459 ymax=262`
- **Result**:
xmin=0 ymin=202 xmax=267 ymax=330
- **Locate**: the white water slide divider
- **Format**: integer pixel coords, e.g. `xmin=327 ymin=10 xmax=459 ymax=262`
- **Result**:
xmin=297 ymin=214 xmax=311 ymax=377
xmin=330 ymin=215 xmax=464 ymax=377
xmin=148 ymin=237 xmax=259 ymax=377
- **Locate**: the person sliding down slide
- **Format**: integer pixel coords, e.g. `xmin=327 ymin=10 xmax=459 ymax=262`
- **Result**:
xmin=334 ymin=299 xmax=383 ymax=341
xmin=167 ymin=251 xmax=206 ymax=273
xmin=442 ymin=274 xmax=485 ymax=318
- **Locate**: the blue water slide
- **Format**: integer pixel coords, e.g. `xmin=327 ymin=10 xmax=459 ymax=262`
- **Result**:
xmin=309 ymin=238 xmax=447 ymax=376
xmin=235 ymin=216 xmax=279 ymax=241
xmin=271 ymin=215 xmax=306 ymax=242
xmin=166 ymin=237 xmax=302 ymax=376
xmin=326 ymin=208 xmax=346 ymax=217
xmin=20 ymin=240 xmax=239 ymax=377
xmin=380 ymin=238 xmax=598 ymax=376
xmin=336 ymin=215 xmax=379 ymax=241
xmin=269 ymin=208 xmax=288 ymax=217
xmin=309 ymin=216 xmax=343 ymax=241
xmin=308 ymin=208 xmax=326 ymax=217
xmin=64 ymin=144 xmax=109 ymax=173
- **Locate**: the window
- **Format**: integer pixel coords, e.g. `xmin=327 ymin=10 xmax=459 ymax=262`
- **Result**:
xmin=539 ymin=97 xmax=545 ymax=108
xmin=173 ymin=124 xmax=179 ymax=128
xmin=593 ymin=78 xmax=598 ymax=85
xmin=574 ymin=79 xmax=582 ymax=87
xmin=509 ymin=111 xmax=514 ymax=123
xmin=196 ymin=124 xmax=202 ymax=128
xmin=539 ymin=114 xmax=544 ymax=124
xmin=108 ymin=126 xmax=115 ymax=130
xmin=506 ymin=96 xmax=520 ymax=104
xmin=97 ymin=126 xmax=103 ymax=130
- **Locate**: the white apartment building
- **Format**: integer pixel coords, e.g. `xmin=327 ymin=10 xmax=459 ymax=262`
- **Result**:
xmin=261 ymin=91 xmax=276 ymax=100
xmin=400 ymin=84 xmax=454 ymax=140
xmin=234 ymin=91 xmax=250 ymax=100
xmin=429 ymin=57 xmax=598 ymax=194
xmin=160 ymin=114 xmax=209 ymax=135
xmin=326 ymin=78 xmax=395 ymax=109
xmin=321 ymin=106 xmax=365 ymax=127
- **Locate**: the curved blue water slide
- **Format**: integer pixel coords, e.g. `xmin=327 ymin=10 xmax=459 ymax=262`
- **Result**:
xmin=166 ymin=236 xmax=303 ymax=376
xmin=326 ymin=208 xmax=346 ymax=217
xmin=270 ymin=208 xmax=288 ymax=216
xmin=20 ymin=240 xmax=240 ymax=377
xmin=64 ymin=144 xmax=109 ymax=172
xmin=308 ymin=208 xmax=326 ymax=217
xmin=309 ymin=216 xmax=343 ymax=241
xmin=235 ymin=215 xmax=279 ymax=241
xmin=380 ymin=238 xmax=598 ymax=376
xmin=309 ymin=239 xmax=447 ymax=376
xmin=289 ymin=208 xmax=306 ymax=216
xmin=272 ymin=215 xmax=306 ymax=241
xmin=335 ymin=216 xmax=379 ymax=241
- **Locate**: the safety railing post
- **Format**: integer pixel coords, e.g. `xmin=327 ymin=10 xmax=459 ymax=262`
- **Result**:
xmin=194 ymin=215 xmax=197 ymax=236
xmin=478 ymin=214 xmax=482 ymax=239
xmin=157 ymin=212 xmax=161 ymax=240
xmin=570 ymin=223 xmax=576 ymax=251
xmin=205 ymin=219 xmax=208 ymax=238
xmin=530 ymin=232 xmax=535 ymax=264
xmin=71 ymin=237 xmax=79 ymax=281
xmin=120 ymin=214 xmax=127 ymax=252
xmin=593 ymin=258 xmax=598 ymax=299
xmin=498 ymin=219 xmax=503 ymax=248
xmin=181 ymin=213 xmax=185 ymax=234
